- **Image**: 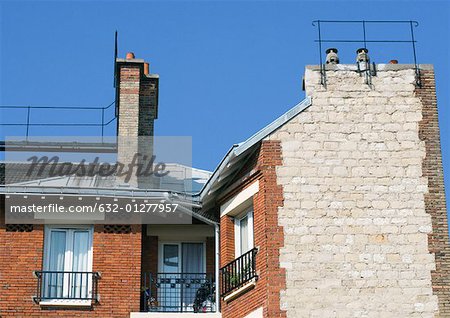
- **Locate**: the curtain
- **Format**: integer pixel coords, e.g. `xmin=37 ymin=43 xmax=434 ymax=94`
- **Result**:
xmin=72 ymin=231 xmax=89 ymax=298
xmin=240 ymin=215 xmax=249 ymax=254
xmin=182 ymin=243 xmax=203 ymax=273
xmin=182 ymin=243 xmax=204 ymax=310
xmin=47 ymin=231 xmax=66 ymax=298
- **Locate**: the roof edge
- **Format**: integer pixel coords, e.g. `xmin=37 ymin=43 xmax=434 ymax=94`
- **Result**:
xmin=199 ymin=96 xmax=312 ymax=201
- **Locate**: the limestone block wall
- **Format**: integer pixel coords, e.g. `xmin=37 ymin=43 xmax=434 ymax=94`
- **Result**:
xmin=269 ymin=65 xmax=441 ymax=317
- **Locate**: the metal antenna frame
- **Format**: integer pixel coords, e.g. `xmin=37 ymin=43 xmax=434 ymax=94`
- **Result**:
xmin=312 ymin=20 xmax=421 ymax=88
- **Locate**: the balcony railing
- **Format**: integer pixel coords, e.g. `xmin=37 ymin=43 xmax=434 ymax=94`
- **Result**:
xmin=33 ymin=271 xmax=100 ymax=303
xmin=220 ymin=247 xmax=258 ymax=297
xmin=141 ymin=272 xmax=215 ymax=313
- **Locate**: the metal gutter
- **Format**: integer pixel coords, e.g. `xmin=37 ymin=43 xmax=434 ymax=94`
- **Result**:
xmin=235 ymin=96 xmax=311 ymax=156
xmin=0 ymin=185 xmax=199 ymax=202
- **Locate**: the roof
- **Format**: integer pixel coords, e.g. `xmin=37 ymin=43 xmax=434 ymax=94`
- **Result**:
xmin=1 ymin=163 xmax=211 ymax=194
xmin=199 ymin=96 xmax=312 ymax=205
xmin=0 ymin=162 xmax=217 ymax=224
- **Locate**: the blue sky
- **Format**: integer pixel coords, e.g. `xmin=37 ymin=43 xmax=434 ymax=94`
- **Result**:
xmin=1 ymin=1 xmax=449 ymax=204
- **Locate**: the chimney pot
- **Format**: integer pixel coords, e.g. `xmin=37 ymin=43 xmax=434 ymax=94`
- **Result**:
xmin=389 ymin=59 xmax=398 ymax=64
xmin=144 ymin=63 xmax=149 ymax=75
xmin=325 ymin=48 xmax=339 ymax=65
xmin=126 ymin=52 xmax=135 ymax=60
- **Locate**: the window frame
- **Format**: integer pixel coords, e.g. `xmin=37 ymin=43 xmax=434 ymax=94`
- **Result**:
xmin=41 ymin=225 xmax=94 ymax=306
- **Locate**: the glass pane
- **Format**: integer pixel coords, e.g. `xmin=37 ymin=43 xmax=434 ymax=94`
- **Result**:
xmin=163 ymin=244 xmax=179 ymax=273
xmin=240 ymin=215 xmax=249 ymax=254
xmin=72 ymin=231 xmax=89 ymax=271
xmin=72 ymin=231 xmax=90 ymax=298
xmin=48 ymin=231 xmax=66 ymax=271
xmin=46 ymin=231 xmax=66 ymax=298
xmin=161 ymin=245 xmax=180 ymax=311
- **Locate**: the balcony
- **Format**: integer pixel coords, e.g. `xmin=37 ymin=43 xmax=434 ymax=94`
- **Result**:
xmin=220 ymin=247 xmax=258 ymax=297
xmin=33 ymin=271 xmax=100 ymax=306
xmin=141 ymin=272 xmax=216 ymax=313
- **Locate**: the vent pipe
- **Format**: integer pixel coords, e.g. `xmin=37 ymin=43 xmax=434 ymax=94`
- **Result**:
xmin=356 ymin=48 xmax=369 ymax=71
xmin=325 ymin=48 xmax=339 ymax=64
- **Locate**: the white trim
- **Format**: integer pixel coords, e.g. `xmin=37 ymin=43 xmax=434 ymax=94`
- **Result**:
xmin=243 ymin=307 xmax=263 ymax=318
xmin=214 ymin=224 xmax=220 ymax=313
xmin=220 ymin=180 xmax=259 ymax=217
xmin=39 ymin=299 xmax=92 ymax=307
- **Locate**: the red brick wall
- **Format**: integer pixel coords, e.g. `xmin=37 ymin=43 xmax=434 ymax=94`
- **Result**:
xmin=417 ymin=70 xmax=450 ymax=316
xmin=220 ymin=140 xmax=286 ymax=318
xmin=93 ymin=225 xmax=142 ymax=317
xmin=0 ymin=222 xmax=45 ymax=317
xmin=220 ymin=216 xmax=235 ymax=268
xmin=256 ymin=141 xmax=286 ymax=318
xmin=141 ymin=232 xmax=158 ymax=274
xmin=0 ymin=219 xmax=142 ymax=317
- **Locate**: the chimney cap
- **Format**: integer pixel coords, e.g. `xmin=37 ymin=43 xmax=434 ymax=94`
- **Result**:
xmin=326 ymin=48 xmax=338 ymax=54
xmin=126 ymin=52 xmax=135 ymax=59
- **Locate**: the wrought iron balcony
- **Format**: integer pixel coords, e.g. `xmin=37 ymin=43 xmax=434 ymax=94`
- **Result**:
xmin=141 ymin=272 xmax=216 ymax=313
xmin=220 ymin=247 xmax=258 ymax=297
xmin=33 ymin=271 xmax=100 ymax=303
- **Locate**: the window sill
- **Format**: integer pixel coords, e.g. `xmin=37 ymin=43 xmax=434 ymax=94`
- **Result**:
xmin=223 ymin=278 xmax=257 ymax=303
xmin=39 ymin=299 xmax=92 ymax=307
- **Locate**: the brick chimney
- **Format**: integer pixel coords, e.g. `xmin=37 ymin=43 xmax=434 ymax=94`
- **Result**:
xmin=115 ymin=52 xmax=158 ymax=137
xmin=115 ymin=53 xmax=159 ymax=187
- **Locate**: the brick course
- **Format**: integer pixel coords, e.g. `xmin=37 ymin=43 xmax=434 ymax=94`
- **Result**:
xmin=417 ymin=69 xmax=450 ymax=317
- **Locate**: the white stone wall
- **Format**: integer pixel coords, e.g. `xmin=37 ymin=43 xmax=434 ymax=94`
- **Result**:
xmin=269 ymin=65 xmax=438 ymax=317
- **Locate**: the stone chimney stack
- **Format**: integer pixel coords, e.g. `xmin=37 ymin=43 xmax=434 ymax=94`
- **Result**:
xmin=115 ymin=52 xmax=159 ymax=187
xmin=271 ymin=62 xmax=450 ymax=316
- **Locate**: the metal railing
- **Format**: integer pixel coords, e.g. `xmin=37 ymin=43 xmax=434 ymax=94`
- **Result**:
xmin=220 ymin=247 xmax=258 ymax=297
xmin=0 ymin=101 xmax=116 ymax=140
xmin=312 ymin=20 xmax=422 ymax=88
xmin=33 ymin=271 xmax=100 ymax=303
xmin=141 ymin=272 xmax=215 ymax=313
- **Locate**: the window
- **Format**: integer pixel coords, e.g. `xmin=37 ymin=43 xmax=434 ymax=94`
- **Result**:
xmin=42 ymin=226 xmax=94 ymax=303
xmin=234 ymin=208 xmax=254 ymax=257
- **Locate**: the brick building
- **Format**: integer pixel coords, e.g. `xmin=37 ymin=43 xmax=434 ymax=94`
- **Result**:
xmin=0 ymin=52 xmax=449 ymax=318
